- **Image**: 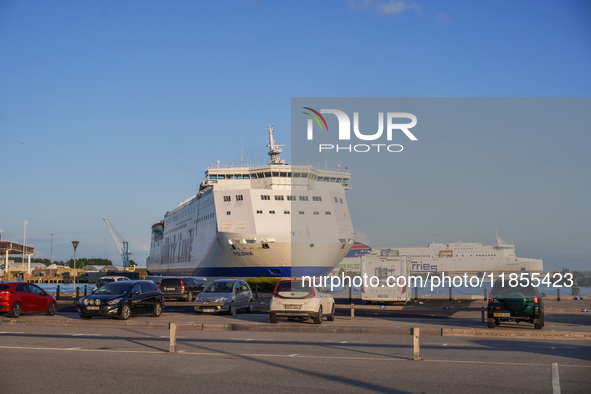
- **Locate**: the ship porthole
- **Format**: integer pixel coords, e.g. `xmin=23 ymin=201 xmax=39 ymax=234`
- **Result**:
xmin=310 ymin=243 xmax=314 ymax=248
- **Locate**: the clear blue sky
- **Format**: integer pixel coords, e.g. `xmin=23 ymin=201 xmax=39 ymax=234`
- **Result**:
xmin=1 ymin=1 xmax=589 ymax=271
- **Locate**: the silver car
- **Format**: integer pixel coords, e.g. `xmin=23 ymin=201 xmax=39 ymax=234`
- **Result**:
xmin=194 ymin=279 xmax=254 ymax=314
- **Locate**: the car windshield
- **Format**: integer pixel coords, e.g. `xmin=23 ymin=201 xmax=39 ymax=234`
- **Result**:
xmin=274 ymin=281 xmax=313 ymax=298
xmin=203 ymin=281 xmax=234 ymax=293
xmin=492 ymin=280 xmax=537 ymax=297
xmin=96 ymin=278 xmax=114 ymax=287
xmin=94 ymin=282 xmax=134 ymax=295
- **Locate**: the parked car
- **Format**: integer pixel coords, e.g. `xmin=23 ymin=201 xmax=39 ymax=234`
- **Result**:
xmin=159 ymin=276 xmax=205 ymax=301
xmin=269 ymin=279 xmax=335 ymax=324
xmin=487 ymin=278 xmax=544 ymax=329
xmin=78 ymin=280 xmax=164 ymax=320
xmin=194 ymin=279 xmax=253 ymax=314
xmin=0 ymin=282 xmax=58 ymax=318
xmin=93 ymin=276 xmax=130 ymax=291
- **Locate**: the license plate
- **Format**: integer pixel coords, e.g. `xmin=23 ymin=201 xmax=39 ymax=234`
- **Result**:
xmin=165 ymin=287 xmax=175 ymax=291
xmin=285 ymin=305 xmax=301 ymax=310
xmin=494 ymin=312 xmax=510 ymax=317
xmin=87 ymin=306 xmax=99 ymax=310
xmin=202 ymin=307 xmax=216 ymax=312
xmin=378 ymin=294 xmax=389 ymax=298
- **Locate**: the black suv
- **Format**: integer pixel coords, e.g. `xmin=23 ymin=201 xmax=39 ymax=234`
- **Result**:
xmin=159 ymin=277 xmax=205 ymax=302
xmin=487 ymin=278 xmax=544 ymax=329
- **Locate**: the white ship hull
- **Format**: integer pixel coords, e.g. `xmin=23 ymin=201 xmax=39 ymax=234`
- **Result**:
xmin=147 ymin=126 xmax=355 ymax=277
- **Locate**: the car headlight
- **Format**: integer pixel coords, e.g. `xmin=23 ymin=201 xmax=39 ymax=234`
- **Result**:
xmin=94 ymin=299 xmax=101 ymax=306
xmin=222 ymin=296 xmax=234 ymax=302
xmin=107 ymin=297 xmax=122 ymax=305
xmin=83 ymin=298 xmax=89 ymax=306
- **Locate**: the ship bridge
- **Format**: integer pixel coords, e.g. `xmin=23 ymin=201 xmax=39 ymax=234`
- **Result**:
xmin=0 ymin=233 xmax=35 ymax=276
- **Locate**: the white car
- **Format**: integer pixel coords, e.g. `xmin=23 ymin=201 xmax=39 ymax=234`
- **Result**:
xmin=93 ymin=276 xmax=130 ymax=292
xmin=269 ymin=279 xmax=335 ymax=324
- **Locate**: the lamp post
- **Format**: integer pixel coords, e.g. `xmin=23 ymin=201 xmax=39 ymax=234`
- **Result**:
xmin=72 ymin=241 xmax=79 ymax=296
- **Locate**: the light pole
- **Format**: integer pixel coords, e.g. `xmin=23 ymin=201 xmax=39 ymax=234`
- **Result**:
xmin=72 ymin=241 xmax=79 ymax=296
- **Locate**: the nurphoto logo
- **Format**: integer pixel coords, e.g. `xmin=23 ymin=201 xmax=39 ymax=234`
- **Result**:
xmin=303 ymin=107 xmax=418 ymax=153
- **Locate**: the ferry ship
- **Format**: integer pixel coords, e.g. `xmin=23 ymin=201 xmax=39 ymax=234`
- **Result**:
xmin=380 ymin=234 xmax=543 ymax=274
xmin=147 ymin=125 xmax=355 ymax=277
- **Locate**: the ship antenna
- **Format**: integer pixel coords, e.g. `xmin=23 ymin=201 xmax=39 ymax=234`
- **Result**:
xmin=267 ymin=123 xmax=285 ymax=165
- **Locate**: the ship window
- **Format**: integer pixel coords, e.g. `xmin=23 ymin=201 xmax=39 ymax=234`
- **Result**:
xmin=340 ymin=198 xmax=343 ymax=204
xmin=287 ymin=195 xmax=296 ymax=201
xmin=243 ymin=174 xmax=250 ymax=179
xmin=298 ymin=211 xmax=305 ymax=214
xmin=218 ymin=174 xmax=225 ymax=180
xmin=280 ymin=172 xmax=287 ymax=177
xmin=284 ymin=210 xmax=290 ymax=214
xmin=313 ymin=196 xmax=322 ymax=201
xmin=256 ymin=210 xmax=263 ymax=214
xmin=325 ymin=211 xmax=332 ymax=215
xmin=269 ymin=210 xmax=276 ymax=214
xmin=334 ymin=197 xmax=338 ymax=203
xmin=261 ymin=195 xmax=270 ymax=200
xmin=330 ymin=177 xmax=336 ymax=182
xmin=274 ymin=195 xmax=284 ymax=201
xmin=293 ymin=172 xmax=301 ymax=178
xmin=272 ymin=172 xmax=279 ymax=177
xmin=299 ymin=196 xmax=309 ymax=201
xmin=336 ymin=178 xmax=342 ymax=183
xmin=301 ymin=172 xmax=308 ymax=178
xmin=265 ymin=172 xmax=271 ymax=177
xmin=287 ymin=172 xmax=291 ymax=177
xmin=209 ymin=174 xmax=218 ymax=180
xmin=256 ymin=172 xmax=264 ymax=178
xmin=224 ymin=196 xmax=231 ymax=202
xmin=226 ymin=211 xmax=231 ymax=215
xmin=236 ymin=195 xmax=243 ymax=201
xmin=313 ymin=211 xmax=319 ymax=215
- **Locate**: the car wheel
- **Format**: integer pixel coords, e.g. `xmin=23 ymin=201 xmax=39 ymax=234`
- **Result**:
xmin=247 ymin=298 xmax=254 ymax=313
xmin=313 ymin=306 xmax=322 ymax=324
xmin=186 ymin=291 xmax=193 ymax=302
xmin=488 ymin=320 xmax=496 ymax=329
xmin=152 ymin=302 xmax=163 ymax=317
xmin=534 ymin=317 xmax=544 ymax=330
xmin=118 ymin=303 xmax=131 ymax=320
xmin=80 ymin=315 xmax=92 ymax=319
xmin=228 ymin=304 xmax=236 ymax=316
xmin=269 ymin=312 xmax=278 ymax=324
xmin=9 ymin=302 xmax=22 ymax=318
xmin=327 ymin=304 xmax=335 ymax=321
xmin=46 ymin=301 xmax=57 ymax=316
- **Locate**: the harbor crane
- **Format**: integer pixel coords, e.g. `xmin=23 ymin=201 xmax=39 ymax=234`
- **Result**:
xmin=102 ymin=217 xmax=132 ymax=270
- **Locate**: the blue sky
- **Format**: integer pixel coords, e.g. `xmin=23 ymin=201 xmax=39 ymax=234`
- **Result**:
xmin=1 ymin=1 xmax=589 ymax=271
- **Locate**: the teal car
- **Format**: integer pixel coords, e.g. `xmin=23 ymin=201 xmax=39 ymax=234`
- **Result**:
xmin=487 ymin=278 xmax=544 ymax=329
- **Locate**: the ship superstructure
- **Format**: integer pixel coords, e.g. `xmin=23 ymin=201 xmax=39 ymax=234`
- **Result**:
xmin=147 ymin=125 xmax=355 ymax=277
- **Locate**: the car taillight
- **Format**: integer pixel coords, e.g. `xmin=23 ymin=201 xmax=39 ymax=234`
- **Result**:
xmin=361 ymin=284 xmax=365 ymax=293
xmin=488 ymin=292 xmax=494 ymax=303
xmin=304 ymin=286 xmax=316 ymax=299
xmin=534 ymin=294 xmax=539 ymax=304
xmin=180 ymin=281 xmax=185 ymax=290
xmin=0 ymin=291 xmax=11 ymax=297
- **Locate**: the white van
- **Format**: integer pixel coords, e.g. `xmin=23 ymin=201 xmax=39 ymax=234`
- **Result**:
xmin=360 ymin=251 xmax=411 ymax=304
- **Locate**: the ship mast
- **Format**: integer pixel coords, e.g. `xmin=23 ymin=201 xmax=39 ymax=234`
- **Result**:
xmin=267 ymin=123 xmax=285 ymax=165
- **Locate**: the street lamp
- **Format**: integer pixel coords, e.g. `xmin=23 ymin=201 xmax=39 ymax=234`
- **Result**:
xmin=72 ymin=241 xmax=79 ymax=296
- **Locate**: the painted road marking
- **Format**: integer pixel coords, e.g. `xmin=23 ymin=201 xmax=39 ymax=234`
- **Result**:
xmin=552 ymin=363 xmax=561 ymax=394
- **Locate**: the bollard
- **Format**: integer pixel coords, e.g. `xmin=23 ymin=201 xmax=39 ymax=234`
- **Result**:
xmin=84 ymin=285 xmax=87 ymax=297
xmin=56 ymin=285 xmax=61 ymax=300
xmin=557 ymin=288 xmax=560 ymax=302
xmin=413 ymin=327 xmax=422 ymax=360
xmin=449 ymin=286 xmax=453 ymax=301
xmin=481 ymin=310 xmax=485 ymax=323
xmin=484 ymin=288 xmax=488 ymax=301
xmin=75 ymin=287 xmax=80 ymax=302
xmin=169 ymin=322 xmax=177 ymax=353
xmin=350 ymin=303 xmax=355 ymax=320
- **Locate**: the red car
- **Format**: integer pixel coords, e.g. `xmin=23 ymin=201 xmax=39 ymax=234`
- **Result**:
xmin=0 ymin=282 xmax=58 ymax=318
